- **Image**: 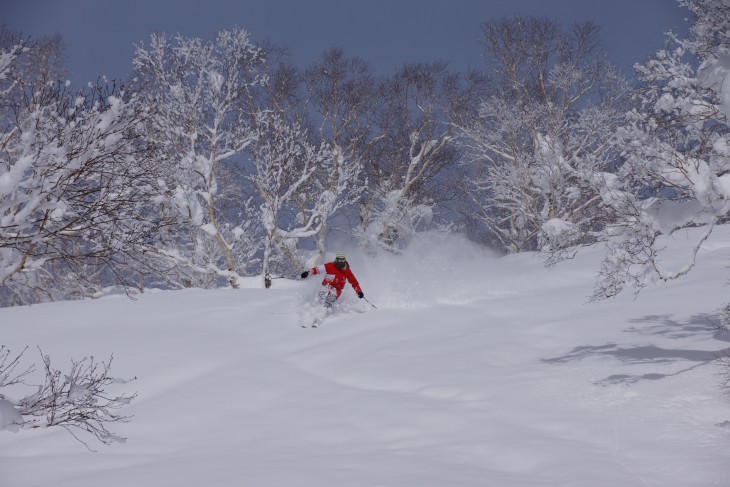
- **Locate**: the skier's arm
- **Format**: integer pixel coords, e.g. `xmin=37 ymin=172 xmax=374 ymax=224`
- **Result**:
xmin=345 ymin=269 xmax=363 ymax=297
xmin=301 ymin=264 xmax=326 ymax=279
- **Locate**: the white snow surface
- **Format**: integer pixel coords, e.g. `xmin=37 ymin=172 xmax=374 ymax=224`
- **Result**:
xmin=1 ymin=229 xmax=730 ymax=486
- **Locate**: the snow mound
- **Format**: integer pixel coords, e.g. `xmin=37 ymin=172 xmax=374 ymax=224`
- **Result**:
xmin=0 ymin=399 xmax=22 ymax=433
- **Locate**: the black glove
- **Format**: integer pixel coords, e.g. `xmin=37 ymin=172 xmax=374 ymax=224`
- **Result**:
xmin=357 ymin=291 xmax=364 ymax=299
xmin=301 ymin=271 xmax=309 ymax=279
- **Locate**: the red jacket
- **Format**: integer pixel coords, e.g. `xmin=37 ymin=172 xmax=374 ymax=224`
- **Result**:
xmin=310 ymin=261 xmax=362 ymax=297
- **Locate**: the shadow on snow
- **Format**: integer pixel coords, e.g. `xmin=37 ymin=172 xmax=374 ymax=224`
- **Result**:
xmin=542 ymin=313 xmax=730 ymax=386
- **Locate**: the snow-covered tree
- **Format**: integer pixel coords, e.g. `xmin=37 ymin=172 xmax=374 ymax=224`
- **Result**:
xmin=247 ymin=112 xmax=332 ymax=280
xmin=303 ymin=48 xmax=371 ymax=261
xmin=359 ymin=62 xmax=462 ymax=253
xmin=458 ymin=16 xmax=628 ymax=255
xmin=0 ymin=38 xmax=168 ymax=306
xmin=133 ymin=28 xmax=267 ymax=288
xmin=592 ymin=0 xmax=730 ymax=299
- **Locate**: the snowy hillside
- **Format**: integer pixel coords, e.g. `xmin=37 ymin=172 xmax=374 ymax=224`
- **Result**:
xmin=1 ymin=229 xmax=730 ymax=487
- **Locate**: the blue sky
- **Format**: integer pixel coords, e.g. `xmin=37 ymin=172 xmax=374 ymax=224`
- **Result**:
xmin=6 ymin=0 xmax=689 ymax=87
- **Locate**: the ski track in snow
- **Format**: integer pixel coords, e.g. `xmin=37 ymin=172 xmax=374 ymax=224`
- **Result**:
xmin=1 ymin=230 xmax=730 ymax=486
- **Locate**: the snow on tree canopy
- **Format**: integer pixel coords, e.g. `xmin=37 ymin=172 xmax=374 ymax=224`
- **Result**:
xmin=542 ymin=218 xmax=577 ymax=238
xmin=699 ymin=54 xmax=730 ymax=119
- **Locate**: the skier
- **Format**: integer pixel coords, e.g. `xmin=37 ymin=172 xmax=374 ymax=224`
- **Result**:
xmin=300 ymin=251 xmax=364 ymax=309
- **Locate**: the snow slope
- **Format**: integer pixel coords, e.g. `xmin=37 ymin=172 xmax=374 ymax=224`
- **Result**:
xmin=1 ymin=229 xmax=729 ymax=486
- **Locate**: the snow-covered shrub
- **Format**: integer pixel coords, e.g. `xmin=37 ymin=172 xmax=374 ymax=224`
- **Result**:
xmin=0 ymin=346 xmax=136 ymax=448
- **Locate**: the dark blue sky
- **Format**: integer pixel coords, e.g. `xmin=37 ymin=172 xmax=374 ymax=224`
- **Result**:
xmin=6 ymin=0 xmax=689 ymax=87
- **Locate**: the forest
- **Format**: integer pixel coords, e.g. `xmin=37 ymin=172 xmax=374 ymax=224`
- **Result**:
xmin=1 ymin=0 xmax=729 ymax=309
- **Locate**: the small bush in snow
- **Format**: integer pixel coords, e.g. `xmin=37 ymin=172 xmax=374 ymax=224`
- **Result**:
xmin=0 ymin=346 xmax=136 ymax=449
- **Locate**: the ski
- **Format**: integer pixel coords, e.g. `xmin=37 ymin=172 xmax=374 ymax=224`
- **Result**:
xmin=301 ymin=317 xmax=323 ymax=328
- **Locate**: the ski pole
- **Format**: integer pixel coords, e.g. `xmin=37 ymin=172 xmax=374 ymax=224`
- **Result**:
xmin=364 ymin=297 xmax=377 ymax=309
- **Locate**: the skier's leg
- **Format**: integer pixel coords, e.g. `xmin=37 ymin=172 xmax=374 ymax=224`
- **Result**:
xmin=318 ymin=288 xmax=337 ymax=309
xmin=324 ymin=292 xmax=337 ymax=308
